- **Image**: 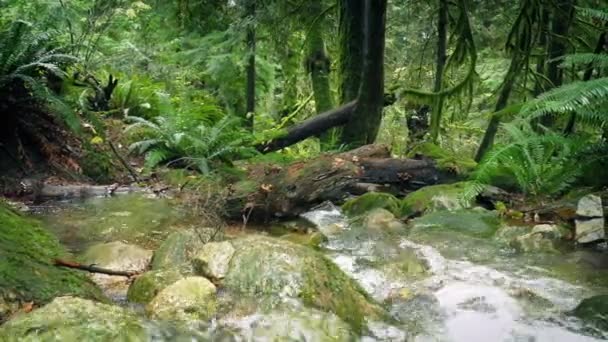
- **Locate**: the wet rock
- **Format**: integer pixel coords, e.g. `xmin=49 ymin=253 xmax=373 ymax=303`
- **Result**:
xmin=237 ymin=307 xmax=354 ymax=341
xmin=127 ymin=268 xmax=186 ymax=304
xmin=151 ymin=229 xmax=208 ymax=270
xmin=280 ymin=231 xmax=328 ymax=250
xmin=410 ymin=209 xmax=501 ymax=238
xmin=342 ymin=192 xmax=403 ymax=217
xmin=363 ymin=208 xmax=408 ymax=233
xmin=81 ymin=241 xmax=152 ymax=299
xmin=510 ymin=224 xmax=567 ymax=253
xmin=571 ymin=295 xmax=608 ymax=330
xmin=223 ymin=236 xmax=386 ymax=333
xmin=401 ymin=182 xmax=472 ymax=217
xmin=0 ymin=204 xmax=104 ymax=322
xmin=192 ymin=241 xmax=235 ymax=280
xmin=147 ymin=276 xmax=217 ymax=322
xmin=0 ymin=297 xmax=148 ymax=341
xmin=575 ymin=194 xmax=605 ymax=244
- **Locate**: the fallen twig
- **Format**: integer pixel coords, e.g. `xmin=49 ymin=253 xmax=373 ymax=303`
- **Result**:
xmin=54 ymin=259 xmax=140 ymax=277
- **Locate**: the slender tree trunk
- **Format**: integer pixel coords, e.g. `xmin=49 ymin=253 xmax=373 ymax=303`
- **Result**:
xmin=340 ymin=0 xmax=387 ymax=147
xmin=306 ymin=0 xmax=335 ymax=147
xmin=338 ymin=0 xmax=365 ymax=104
xmin=533 ymin=7 xmax=550 ymax=96
xmin=430 ymin=0 xmax=449 ymax=142
xmin=245 ymin=0 xmax=256 ymax=129
xmin=542 ymin=0 xmax=574 ymax=127
xmin=475 ymin=54 xmax=525 ymax=161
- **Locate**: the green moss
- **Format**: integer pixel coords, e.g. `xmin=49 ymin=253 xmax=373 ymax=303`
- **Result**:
xmin=127 ymin=268 xmax=186 ymax=304
xmin=408 ymin=142 xmax=476 ymax=175
xmin=300 ymin=255 xmax=387 ymax=334
xmin=80 ymin=144 xmax=115 ymax=183
xmin=280 ymin=232 xmax=328 ymax=250
xmin=411 ymin=209 xmax=501 ymax=238
xmin=572 ymin=295 xmax=608 ymax=330
xmin=0 ymin=203 xmax=104 ymax=321
xmin=342 ymin=192 xmax=403 ymax=217
xmin=401 ymin=182 xmax=471 ymax=217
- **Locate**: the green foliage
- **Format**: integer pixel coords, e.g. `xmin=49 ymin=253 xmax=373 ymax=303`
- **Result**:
xmin=126 ymin=107 xmax=258 ymax=174
xmin=0 ymin=20 xmax=80 ymax=131
xmin=470 ymin=123 xmax=589 ymax=196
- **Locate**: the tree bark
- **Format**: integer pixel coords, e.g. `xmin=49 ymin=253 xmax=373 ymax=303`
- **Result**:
xmin=340 ymin=0 xmax=387 ymax=148
xmin=338 ymin=0 xmax=365 ymax=104
xmin=245 ymin=0 xmax=256 ymax=129
xmin=227 ymin=144 xmax=446 ymax=221
xmin=430 ymin=0 xmax=449 ymax=142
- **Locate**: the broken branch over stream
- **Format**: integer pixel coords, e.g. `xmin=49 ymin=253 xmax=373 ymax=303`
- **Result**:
xmin=227 ymin=144 xmax=451 ymax=221
xmin=54 ymin=259 xmax=140 ymax=277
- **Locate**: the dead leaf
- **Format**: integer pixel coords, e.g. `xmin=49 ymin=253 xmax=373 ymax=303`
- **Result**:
xmin=260 ymin=184 xmax=273 ymax=193
xmin=22 ymin=302 xmax=34 ymax=313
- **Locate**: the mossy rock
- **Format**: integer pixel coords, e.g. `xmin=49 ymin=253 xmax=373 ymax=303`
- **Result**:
xmin=342 ymin=192 xmax=403 ymax=217
xmin=223 ymin=236 xmax=387 ymax=333
xmin=280 ymin=232 xmax=328 ymax=250
xmin=146 ymin=276 xmax=217 ymax=322
xmin=571 ymin=295 xmax=608 ymax=330
xmin=0 ymin=204 xmax=104 ymax=321
xmin=151 ymin=229 xmax=209 ymax=270
xmin=0 ymin=297 xmax=147 ymax=341
xmin=192 ymin=241 xmax=236 ymax=280
xmin=401 ymin=182 xmax=472 ymax=217
xmin=410 ymin=209 xmax=501 ymax=238
xmin=127 ymin=268 xmax=186 ymax=304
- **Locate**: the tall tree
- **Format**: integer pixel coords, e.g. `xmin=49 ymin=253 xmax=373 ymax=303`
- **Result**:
xmin=340 ymin=0 xmax=388 ymax=147
xmin=337 ymin=0 xmax=365 ymax=104
xmin=244 ymin=0 xmax=256 ymax=129
xmin=430 ymin=0 xmax=449 ymax=142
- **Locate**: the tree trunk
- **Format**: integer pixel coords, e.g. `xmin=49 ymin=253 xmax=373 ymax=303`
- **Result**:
xmin=542 ymin=0 xmax=575 ymax=127
xmin=338 ymin=0 xmax=365 ymax=104
xmin=257 ymin=101 xmax=357 ymax=153
xmin=533 ymin=7 xmax=550 ymax=97
xmin=306 ymin=0 xmax=335 ymax=147
xmin=475 ymin=54 xmax=525 ymax=161
xmin=430 ymin=0 xmax=449 ymax=142
xmin=226 ymin=144 xmax=446 ymax=221
xmin=245 ymin=0 xmax=256 ymax=129
xmin=340 ymin=0 xmax=387 ymax=148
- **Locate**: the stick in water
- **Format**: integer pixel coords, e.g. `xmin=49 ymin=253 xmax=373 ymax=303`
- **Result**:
xmin=54 ymin=259 xmax=139 ymax=277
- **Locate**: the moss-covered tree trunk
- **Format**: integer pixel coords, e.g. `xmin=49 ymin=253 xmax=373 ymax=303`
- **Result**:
xmin=306 ymin=0 xmax=335 ymax=147
xmin=244 ymin=0 xmax=256 ymax=130
xmin=340 ymin=0 xmax=388 ymax=148
xmin=430 ymin=0 xmax=449 ymax=142
xmin=337 ymin=0 xmax=365 ymax=104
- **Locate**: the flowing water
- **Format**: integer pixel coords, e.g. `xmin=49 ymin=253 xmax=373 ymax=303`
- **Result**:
xmin=33 ymin=196 xmax=608 ymax=341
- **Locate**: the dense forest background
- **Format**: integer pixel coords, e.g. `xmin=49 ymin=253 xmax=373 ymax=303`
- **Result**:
xmin=0 ymin=0 xmax=607 ymax=200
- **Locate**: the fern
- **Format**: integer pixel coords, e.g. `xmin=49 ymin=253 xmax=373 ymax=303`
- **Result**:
xmin=560 ymin=53 xmax=608 ymax=70
xmin=469 ymin=123 xmax=588 ymax=196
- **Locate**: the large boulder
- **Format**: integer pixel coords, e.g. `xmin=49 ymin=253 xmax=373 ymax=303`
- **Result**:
xmin=571 ymin=295 xmax=608 ymax=330
xmin=575 ymin=194 xmax=605 ymax=243
xmin=192 ymin=241 xmax=236 ymax=280
xmin=223 ymin=236 xmax=387 ymax=333
xmin=147 ymin=276 xmax=217 ymax=322
xmin=401 ymin=182 xmax=472 ymax=217
xmin=0 ymin=297 xmax=147 ymax=341
xmin=151 ymin=229 xmax=208 ymax=270
xmin=410 ymin=209 xmax=501 ymax=238
xmin=507 ymin=224 xmax=567 ymax=253
xmin=0 ymin=204 xmax=103 ymax=322
xmin=81 ymin=241 xmax=152 ymax=300
xmin=127 ymin=268 xmax=186 ymax=304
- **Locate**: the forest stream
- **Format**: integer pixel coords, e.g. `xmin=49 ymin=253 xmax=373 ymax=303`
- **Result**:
xmin=8 ymin=193 xmax=605 ymax=341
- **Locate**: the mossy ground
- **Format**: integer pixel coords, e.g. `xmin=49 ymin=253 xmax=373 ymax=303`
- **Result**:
xmin=0 ymin=203 xmax=104 ymax=320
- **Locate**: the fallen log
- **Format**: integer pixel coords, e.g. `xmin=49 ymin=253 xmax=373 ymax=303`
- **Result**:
xmin=226 ymin=144 xmax=451 ymax=221
xmin=257 ymin=101 xmax=357 ymax=153
xmin=17 ymin=179 xmax=149 ymax=200
xmin=54 ymin=259 xmax=140 ymax=277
